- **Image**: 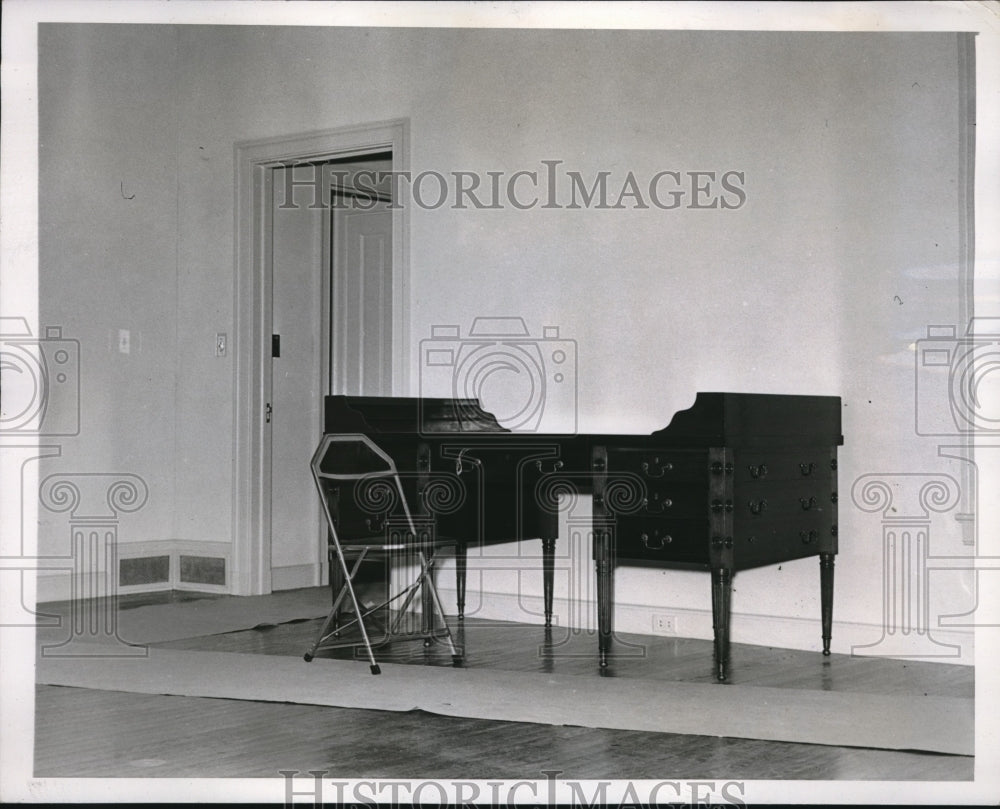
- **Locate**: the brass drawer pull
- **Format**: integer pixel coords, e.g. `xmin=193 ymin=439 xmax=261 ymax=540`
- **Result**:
xmin=646 ymin=493 xmax=674 ymax=511
xmin=641 ymin=458 xmax=675 ymax=477
xmin=641 ymin=532 xmax=672 ymax=550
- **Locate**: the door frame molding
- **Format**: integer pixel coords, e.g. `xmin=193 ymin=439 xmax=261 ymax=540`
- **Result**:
xmin=232 ymin=120 xmax=409 ymax=595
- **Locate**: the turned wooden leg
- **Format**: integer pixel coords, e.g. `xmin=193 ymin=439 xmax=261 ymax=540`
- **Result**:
xmin=455 ymin=542 xmax=467 ymax=621
xmin=820 ymin=552 xmax=835 ymax=656
xmin=542 ymin=537 xmax=556 ymax=627
xmin=595 ymin=531 xmax=614 ymax=668
xmin=711 ymin=567 xmax=733 ymax=682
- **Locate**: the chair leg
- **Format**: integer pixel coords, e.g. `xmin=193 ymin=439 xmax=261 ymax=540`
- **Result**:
xmin=419 ymin=550 xmax=463 ymax=666
xmin=304 ymin=606 xmax=337 ymax=662
xmin=346 ymin=583 xmax=382 ymax=674
xmin=331 ymin=547 xmax=382 ymax=674
xmin=305 ymin=551 xmax=369 ymax=661
xmin=385 ymin=549 xmax=443 ymax=641
xmin=387 ymin=559 xmax=429 ymax=635
xmin=382 ymin=550 xmax=460 ymax=663
xmin=306 ymin=542 xmax=459 ymax=676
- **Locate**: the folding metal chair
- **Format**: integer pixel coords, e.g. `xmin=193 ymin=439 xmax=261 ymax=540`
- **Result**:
xmin=303 ymin=432 xmax=463 ymax=674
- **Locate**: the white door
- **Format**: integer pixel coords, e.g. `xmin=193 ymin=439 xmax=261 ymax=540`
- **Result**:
xmin=329 ymin=193 xmax=393 ymax=396
xmin=268 ymin=166 xmax=394 ymax=590
xmin=269 ymin=165 xmax=325 ymax=589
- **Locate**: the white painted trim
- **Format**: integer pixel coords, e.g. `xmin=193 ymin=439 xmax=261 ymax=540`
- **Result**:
xmin=434 ymin=586 xmax=976 ymax=666
xmin=232 ymin=120 xmax=410 ymax=596
xmin=172 ymin=581 xmax=229 ymax=596
xmin=271 ymin=563 xmax=321 ymax=592
xmin=35 ymin=540 xmax=232 ymax=602
xmin=115 ymin=539 xmax=230 ymax=558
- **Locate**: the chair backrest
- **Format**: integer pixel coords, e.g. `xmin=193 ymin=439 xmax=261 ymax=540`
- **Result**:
xmin=311 ymin=433 xmax=416 ymax=536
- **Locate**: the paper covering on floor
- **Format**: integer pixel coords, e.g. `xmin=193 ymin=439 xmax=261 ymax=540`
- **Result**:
xmin=35 ymin=587 xmax=331 ymax=647
xmin=36 ymin=646 xmax=973 ymax=756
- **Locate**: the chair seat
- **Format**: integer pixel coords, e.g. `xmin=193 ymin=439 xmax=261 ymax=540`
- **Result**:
xmin=339 ymin=536 xmax=459 ymax=552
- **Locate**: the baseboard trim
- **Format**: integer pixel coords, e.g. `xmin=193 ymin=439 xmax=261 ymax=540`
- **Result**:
xmin=436 ymin=586 xmax=975 ymax=666
xmin=35 ymin=540 xmax=232 ymax=602
xmin=31 ymin=552 xmax=977 ymax=666
xmin=271 ymin=563 xmax=322 ymax=592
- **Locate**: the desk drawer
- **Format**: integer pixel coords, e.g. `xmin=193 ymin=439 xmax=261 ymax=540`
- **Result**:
xmin=606 ymin=447 xmax=710 ymax=483
xmin=734 ymin=450 xmax=835 ymax=483
xmin=737 ymin=484 xmax=837 ymax=523
xmin=733 ymin=511 xmax=835 ymax=569
xmin=613 ymin=516 xmax=709 ymax=565
xmin=605 ymin=479 xmax=709 ymax=519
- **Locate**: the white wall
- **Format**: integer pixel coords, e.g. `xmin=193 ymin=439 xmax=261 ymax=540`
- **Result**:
xmin=37 ymin=25 xmax=975 ymax=657
xmin=37 ymin=25 xmax=181 ymax=559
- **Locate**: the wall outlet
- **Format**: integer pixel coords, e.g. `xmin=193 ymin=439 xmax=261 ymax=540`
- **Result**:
xmin=652 ymin=613 xmax=677 ymax=635
xmin=118 ymin=328 xmax=130 ymax=355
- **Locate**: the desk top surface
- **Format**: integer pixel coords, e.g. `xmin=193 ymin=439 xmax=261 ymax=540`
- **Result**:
xmin=324 ymin=392 xmax=844 ymax=447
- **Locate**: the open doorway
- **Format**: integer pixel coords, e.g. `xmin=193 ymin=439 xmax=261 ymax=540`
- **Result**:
xmin=269 ymin=153 xmax=394 ymax=591
xmin=233 ymin=121 xmax=409 ymax=596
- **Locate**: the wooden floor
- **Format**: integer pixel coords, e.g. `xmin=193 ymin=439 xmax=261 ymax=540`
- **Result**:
xmin=34 ymin=590 xmax=975 ymax=780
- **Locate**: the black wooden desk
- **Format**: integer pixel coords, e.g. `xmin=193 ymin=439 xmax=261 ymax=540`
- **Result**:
xmin=322 ymin=392 xmax=842 ymax=681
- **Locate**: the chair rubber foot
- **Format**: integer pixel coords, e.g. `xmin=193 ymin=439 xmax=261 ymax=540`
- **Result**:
xmin=303 ymin=653 xmax=313 ymax=662
xmin=423 ymin=638 xmax=432 ymax=647
xmin=823 ymin=648 xmax=831 ymax=656
xmin=452 ymin=655 xmax=463 ymax=667
xmin=370 ymin=664 xmax=381 ymax=675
